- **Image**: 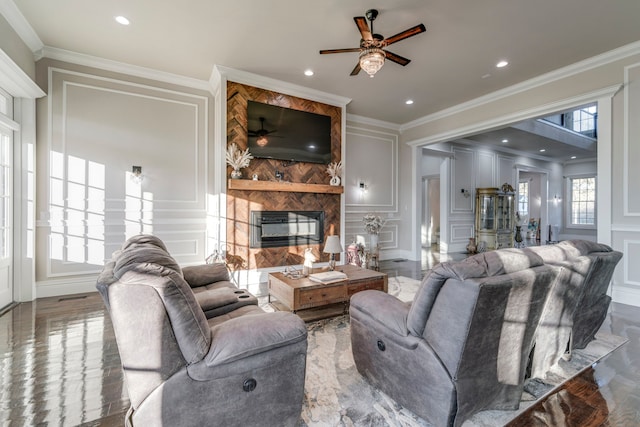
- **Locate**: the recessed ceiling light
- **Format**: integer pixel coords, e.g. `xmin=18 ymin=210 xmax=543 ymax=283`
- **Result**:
xmin=304 ymin=69 xmax=314 ymax=77
xmin=115 ymin=16 xmax=130 ymax=25
xmin=571 ymin=156 xmax=577 ymax=159
xmin=501 ymin=139 xmax=508 ymax=143
xmin=405 ymin=99 xmax=414 ymax=105
xmin=496 ymin=60 xmax=509 ymax=68
xmin=539 ymin=149 xmax=546 ymax=152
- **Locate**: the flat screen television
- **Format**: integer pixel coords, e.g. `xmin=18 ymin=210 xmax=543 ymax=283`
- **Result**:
xmin=247 ymin=100 xmax=332 ymax=164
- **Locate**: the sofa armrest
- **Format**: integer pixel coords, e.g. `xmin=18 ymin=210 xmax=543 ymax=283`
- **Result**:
xmin=350 ymin=290 xmax=410 ymax=337
xmin=193 ymin=288 xmax=242 ymax=312
xmin=187 ymin=312 xmax=307 ymax=380
xmin=182 ymin=263 xmax=230 ymax=288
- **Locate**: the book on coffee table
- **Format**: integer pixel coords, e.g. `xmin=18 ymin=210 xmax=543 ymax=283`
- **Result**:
xmin=309 ymin=271 xmax=348 ymax=284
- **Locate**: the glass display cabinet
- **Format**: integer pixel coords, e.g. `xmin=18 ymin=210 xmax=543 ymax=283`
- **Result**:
xmin=475 ymin=187 xmax=515 ymax=250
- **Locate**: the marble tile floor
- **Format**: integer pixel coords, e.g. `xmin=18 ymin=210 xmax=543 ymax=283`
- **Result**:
xmin=0 ymin=247 xmax=637 ymax=426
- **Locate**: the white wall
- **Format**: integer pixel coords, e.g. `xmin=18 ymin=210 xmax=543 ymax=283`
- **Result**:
xmin=344 ymin=120 xmax=405 ymax=259
xmin=34 ymin=59 xmax=214 ymax=296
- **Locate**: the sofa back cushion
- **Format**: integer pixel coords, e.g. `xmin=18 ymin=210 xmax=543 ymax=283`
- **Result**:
xmin=182 ymin=262 xmax=230 ymax=287
xmin=407 ymin=249 xmax=544 ymax=336
xmin=114 ymin=244 xmax=182 ymax=277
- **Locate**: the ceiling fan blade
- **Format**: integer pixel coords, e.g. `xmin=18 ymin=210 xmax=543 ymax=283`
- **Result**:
xmin=354 ymin=16 xmax=372 ymax=41
xmin=384 ymin=24 xmax=426 ymax=46
xmin=319 ymin=47 xmax=361 ymax=54
xmin=350 ymin=62 xmax=362 ymax=76
xmin=384 ymin=50 xmax=411 ymax=66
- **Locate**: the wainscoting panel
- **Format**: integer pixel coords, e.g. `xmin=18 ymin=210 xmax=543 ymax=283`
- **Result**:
xmin=451 ymin=147 xmax=474 ymax=213
xmin=498 ymin=154 xmax=516 ymax=189
xmin=451 ymin=223 xmax=474 ymax=241
xmin=611 ymin=229 xmax=640 ymax=306
xmin=344 ymin=128 xmax=397 ymax=210
xmin=344 ymin=125 xmax=400 ymax=259
xmin=36 ymin=66 xmax=211 ymax=291
xmin=475 ymin=151 xmax=495 ymax=188
xmin=624 ymin=63 xmax=640 ymax=216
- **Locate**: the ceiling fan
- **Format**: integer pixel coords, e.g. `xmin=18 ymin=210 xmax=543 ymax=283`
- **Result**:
xmin=319 ymin=9 xmax=426 ymax=77
xmin=248 ymin=117 xmax=278 ymax=147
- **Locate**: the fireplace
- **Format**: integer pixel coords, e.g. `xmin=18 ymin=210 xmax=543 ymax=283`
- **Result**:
xmin=250 ymin=211 xmax=324 ymax=249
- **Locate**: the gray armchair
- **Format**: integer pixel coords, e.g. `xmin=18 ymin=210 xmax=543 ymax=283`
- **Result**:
xmin=97 ymin=235 xmax=308 ymax=426
xmin=529 ymin=240 xmax=622 ymax=378
xmin=350 ymin=249 xmax=559 ymax=427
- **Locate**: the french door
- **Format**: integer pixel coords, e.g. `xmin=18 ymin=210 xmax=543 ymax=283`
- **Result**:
xmin=0 ymin=123 xmax=12 ymax=309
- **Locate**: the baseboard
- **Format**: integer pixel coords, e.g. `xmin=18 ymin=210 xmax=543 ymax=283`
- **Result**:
xmin=380 ymin=249 xmax=417 ymax=262
xmin=36 ymin=276 xmax=99 ymax=298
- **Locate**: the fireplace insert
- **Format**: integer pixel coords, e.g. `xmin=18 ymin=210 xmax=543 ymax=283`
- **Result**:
xmin=250 ymin=210 xmax=324 ymax=249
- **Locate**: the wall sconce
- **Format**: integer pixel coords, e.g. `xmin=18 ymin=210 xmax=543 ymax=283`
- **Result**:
xmin=359 ymin=181 xmax=368 ymax=194
xmin=131 ymin=165 xmax=143 ymax=184
xmin=461 ymin=189 xmax=470 ymax=198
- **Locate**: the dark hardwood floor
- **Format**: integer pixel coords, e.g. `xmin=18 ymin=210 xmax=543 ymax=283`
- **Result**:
xmin=0 ymin=248 xmax=638 ymax=426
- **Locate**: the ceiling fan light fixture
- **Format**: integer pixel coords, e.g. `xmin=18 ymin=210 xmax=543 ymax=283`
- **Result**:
xmin=256 ymin=135 xmax=269 ymax=147
xmin=359 ymin=47 xmax=385 ymax=77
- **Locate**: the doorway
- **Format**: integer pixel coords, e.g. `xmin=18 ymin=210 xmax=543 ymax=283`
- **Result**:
xmin=422 ymin=176 xmax=440 ymax=249
xmin=517 ymin=170 xmax=549 ymax=244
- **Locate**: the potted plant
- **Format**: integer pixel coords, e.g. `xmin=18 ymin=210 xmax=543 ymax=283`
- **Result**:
xmin=226 ymin=143 xmax=253 ymax=179
xmin=326 ymin=161 xmax=342 ymax=186
xmin=363 ymin=213 xmax=385 ymax=255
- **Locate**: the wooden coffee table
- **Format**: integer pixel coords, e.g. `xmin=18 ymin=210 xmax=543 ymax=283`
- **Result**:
xmin=268 ymin=264 xmax=388 ymax=321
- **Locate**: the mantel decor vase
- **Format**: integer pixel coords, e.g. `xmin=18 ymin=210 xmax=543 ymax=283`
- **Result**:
xmin=466 ymin=237 xmax=477 ymax=254
xmin=330 ymin=176 xmax=341 ymax=186
xmin=230 ymin=169 xmax=242 ymax=179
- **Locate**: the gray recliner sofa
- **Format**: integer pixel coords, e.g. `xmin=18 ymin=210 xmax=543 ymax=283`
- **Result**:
xmin=350 ymin=248 xmax=560 ymax=427
xmin=120 ymin=234 xmax=258 ymax=319
xmin=97 ymin=234 xmax=308 ymax=427
xmin=528 ymin=240 xmax=622 ymax=378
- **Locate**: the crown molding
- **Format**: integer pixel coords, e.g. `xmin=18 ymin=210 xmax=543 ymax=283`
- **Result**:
xmin=40 ymin=46 xmax=212 ymax=92
xmin=406 ymin=84 xmax=622 ymax=147
xmin=0 ymin=48 xmax=44 ymax=98
xmin=346 ymin=113 xmax=401 ymax=131
xmin=212 ymin=65 xmax=351 ymax=108
xmin=401 ymin=40 xmax=640 ymax=132
xmin=0 ymin=0 xmax=43 ymax=52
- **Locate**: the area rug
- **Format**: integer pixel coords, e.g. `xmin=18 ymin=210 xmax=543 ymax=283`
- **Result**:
xmin=267 ymin=275 xmax=628 ymax=427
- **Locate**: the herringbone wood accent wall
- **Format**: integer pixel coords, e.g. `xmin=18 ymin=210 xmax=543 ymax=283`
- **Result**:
xmin=226 ymin=82 xmax=342 ymax=269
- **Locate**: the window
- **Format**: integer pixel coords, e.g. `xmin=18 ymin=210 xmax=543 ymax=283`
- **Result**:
xmin=540 ymin=104 xmax=597 ymax=138
xmin=569 ymin=176 xmax=596 ymax=227
xmin=518 ymin=181 xmax=529 ymax=216
xmin=569 ymin=105 xmax=597 ymax=134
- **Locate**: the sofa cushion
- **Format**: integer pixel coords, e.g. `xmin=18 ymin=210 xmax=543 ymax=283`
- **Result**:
xmin=114 ymin=244 xmax=182 ymax=278
xmin=182 ymin=263 xmax=230 ymax=287
xmin=194 ymin=288 xmax=244 ymax=311
xmin=121 ymin=234 xmax=169 ymax=252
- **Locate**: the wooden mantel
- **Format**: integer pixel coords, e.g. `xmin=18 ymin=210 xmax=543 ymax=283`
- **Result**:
xmin=228 ymin=179 xmax=344 ymax=194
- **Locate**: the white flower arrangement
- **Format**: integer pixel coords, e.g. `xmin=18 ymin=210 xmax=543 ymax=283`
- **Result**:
xmin=226 ymin=143 xmax=253 ymax=171
xmin=326 ymin=161 xmax=342 ymax=178
xmin=363 ymin=213 xmax=385 ymax=235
